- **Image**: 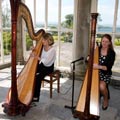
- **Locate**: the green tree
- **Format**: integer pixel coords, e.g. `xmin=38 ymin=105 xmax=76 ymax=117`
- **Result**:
xmin=61 ymin=14 xmax=73 ymax=29
xmin=2 ymin=1 xmax=11 ymax=27
xmin=98 ymin=14 xmax=102 ymax=22
xmin=61 ymin=14 xmax=73 ymax=42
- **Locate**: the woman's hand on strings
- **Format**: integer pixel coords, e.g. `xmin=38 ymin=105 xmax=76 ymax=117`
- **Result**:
xmin=93 ymin=63 xmax=99 ymax=69
xmin=93 ymin=63 xmax=102 ymax=69
xmin=93 ymin=63 xmax=107 ymax=70
xmin=30 ymin=53 xmax=40 ymax=60
xmin=30 ymin=53 xmax=36 ymax=57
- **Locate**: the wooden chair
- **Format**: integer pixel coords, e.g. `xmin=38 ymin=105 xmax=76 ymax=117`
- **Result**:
xmin=42 ymin=70 xmax=60 ymax=98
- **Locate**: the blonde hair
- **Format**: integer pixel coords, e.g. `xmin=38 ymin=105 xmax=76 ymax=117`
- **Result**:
xmin=43 ymin=33 xmax=54 ymax=46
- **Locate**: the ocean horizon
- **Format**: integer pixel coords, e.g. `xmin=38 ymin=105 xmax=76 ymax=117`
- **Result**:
xmin=97 ymin=25 xmax=120 ymax=32
xmin=36 ymin=22 xmax=120 ymax=33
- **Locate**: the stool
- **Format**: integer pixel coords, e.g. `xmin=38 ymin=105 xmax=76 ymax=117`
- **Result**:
xmin=42 ymin=70 xmax=60 ymax=98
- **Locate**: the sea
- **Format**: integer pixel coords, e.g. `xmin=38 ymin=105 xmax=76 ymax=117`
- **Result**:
xmin=36 ymin=23 xmax=120 ymax=33
xmin=97 ymin=25 xmax=120 ymax=33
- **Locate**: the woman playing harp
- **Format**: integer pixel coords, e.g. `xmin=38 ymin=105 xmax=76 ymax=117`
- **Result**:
xmin=30 ymin=33 xmax=56 ymax=102
xmin=93 ymin=34 xmax=115 ymax=110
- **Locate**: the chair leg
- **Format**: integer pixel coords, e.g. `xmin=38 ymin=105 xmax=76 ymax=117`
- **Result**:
xmin=50 ymin=76 xmax=52 ymax=98
xmin=57 ymin=74 xmax=60 ymax=93
xmin=42 ymin=71 xmax=60 ymax=98
xmin=42 ymin=81 xmax=44 ymax=87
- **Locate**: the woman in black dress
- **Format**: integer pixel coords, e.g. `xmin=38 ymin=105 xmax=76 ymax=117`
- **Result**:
xmin=93 ymin=34 xmax=116 ymax=110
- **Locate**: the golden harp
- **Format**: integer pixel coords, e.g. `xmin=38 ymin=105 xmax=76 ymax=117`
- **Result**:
xmin=74 ymin=13 xmax=100 ymax=120
xmin=2 ymin=2 xmax=45 ymax=116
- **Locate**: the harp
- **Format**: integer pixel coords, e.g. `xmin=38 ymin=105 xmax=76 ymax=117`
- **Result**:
xmin=2 ymin=1 xmax=45 ymax=116
xmin=74 ymin=13 xmax=100 ymax=120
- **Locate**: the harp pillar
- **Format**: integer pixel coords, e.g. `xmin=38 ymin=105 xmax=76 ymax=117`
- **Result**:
xmin=2 ymin=0 xmax=20 ymax=116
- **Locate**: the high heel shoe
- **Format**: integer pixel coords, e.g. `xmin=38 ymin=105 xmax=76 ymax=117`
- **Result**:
xmin=102 ymin=99 xmax=108 ymax=110
xmin=102 ymin=105 xmax=108 ymax=110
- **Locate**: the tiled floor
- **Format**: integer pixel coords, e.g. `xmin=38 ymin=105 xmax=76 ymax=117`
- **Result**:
xmin=0 ymin=46 xmax=120 ymax=119
xmin=0 ymin=65 xmax=120 ymax=120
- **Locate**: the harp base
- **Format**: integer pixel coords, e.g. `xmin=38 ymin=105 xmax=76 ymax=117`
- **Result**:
xmin=2 ymin=102 xmax=30 ymax=116
xmin=74 ymin=111 xmax=100 ymax=120
xmin=64 ymin=105 xmax=76 ymax=113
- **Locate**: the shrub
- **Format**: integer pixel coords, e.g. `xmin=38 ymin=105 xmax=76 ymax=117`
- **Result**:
xmin=26 ymin=33 xmax=33 ymax=50
xmin=114 ymin=39 xmax=120 ymax=46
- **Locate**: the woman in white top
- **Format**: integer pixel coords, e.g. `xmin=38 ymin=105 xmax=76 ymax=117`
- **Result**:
xmin=32 ymin=33 xmax=56 ymax=102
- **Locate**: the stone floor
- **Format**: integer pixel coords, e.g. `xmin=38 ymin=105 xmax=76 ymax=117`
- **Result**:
xmin=0 ymin=65 xmax=120 ymax=120
xmin=0 ymin=45 xmax=120 ymax=120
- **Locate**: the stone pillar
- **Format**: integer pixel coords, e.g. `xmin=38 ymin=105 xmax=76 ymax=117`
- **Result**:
xmin=16 ymin=0 xmax=26 ymax=65
xmin=73 ymin=0 xmax=91 ymax=79
xmin=16 ymin=18 xmax=25 ymax=65
xmin=0 ymin=0 xmax=4 ymax=63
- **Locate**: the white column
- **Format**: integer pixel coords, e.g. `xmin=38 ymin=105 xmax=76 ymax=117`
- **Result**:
xmin=112 ymin=0 xmax=119 ymax=44
xmin=33 ymin=0 xmax=36 ymax=46
xmin=0 ymin=0 xmax=4 ymax=63
xmin=45 ymin=0 xmax=48 ymax=31
xmin=57 ymin=0 xmax=61 ymax=66
xmin=33 ymin=0 xmax=36 ymax=27
xmin=91 ymin=0 xmax=98 ymax=13
xmin=72 ymin=0 xmax=77 ymax=60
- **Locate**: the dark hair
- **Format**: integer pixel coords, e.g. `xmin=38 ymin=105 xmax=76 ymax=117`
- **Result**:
xmin=100 ymin=34 xmax=114 ymax=52
xmin=43 ymin=33 xmax=54 ymax=45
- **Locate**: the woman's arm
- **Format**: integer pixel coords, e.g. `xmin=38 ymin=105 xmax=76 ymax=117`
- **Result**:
xmin=93 ymin=50 xmax=115 ymax=71
xmin=105 ymin=50 xmax=116 ymax=71
xmin=93 ymin=64 xmax=107 ymax=70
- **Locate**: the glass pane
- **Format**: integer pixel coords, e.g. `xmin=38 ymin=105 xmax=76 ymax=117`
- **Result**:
xmin=98 ymin=0 xmax=115 ymax=32
xmin=113 ymin=36 xmax=120 ymax=72
xmin=48 ymin=0 xmax=58 ymax=26
xmin=36 ymin=0 xmax=45 ymax=28
xmin=2 ymin=0 xmax=11 ymax=27
xmin=25 ymin=0 xmax=34 ymax=19
xmin=116 ymin=1 xmax=120 ymax=32
xmin=60 ymin=32 xmax=73 ymax=67
xmin=1 ymin=0 xmax=11 ymax=64
xmin=61 ymin=0 xmax=74 ymax=28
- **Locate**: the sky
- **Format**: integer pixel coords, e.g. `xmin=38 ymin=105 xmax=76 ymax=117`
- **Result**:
xmin=25 ymin=0 xmax=120 ymax=26
xmin=25 ymin=0 xmax=74 ymax=24
xmin=2 ymin=0 xmax=120 ymax=26
xmin=98 ymin=0 xmax=120 ymax=26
